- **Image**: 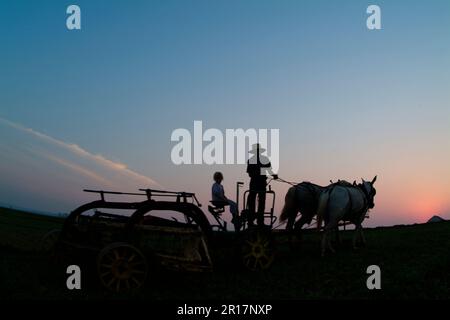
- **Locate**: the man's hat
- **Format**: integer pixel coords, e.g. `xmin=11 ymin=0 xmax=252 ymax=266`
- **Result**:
xmin=248 ymin=143 xmax=266 ymax=154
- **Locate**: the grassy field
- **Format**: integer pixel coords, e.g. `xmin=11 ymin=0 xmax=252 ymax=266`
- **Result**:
xmin=1 ymin=206 xmax=450 ymax=300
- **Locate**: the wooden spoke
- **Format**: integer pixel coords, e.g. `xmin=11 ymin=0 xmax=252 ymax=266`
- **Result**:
xmin=241 ymin=229 xmax=275 ymax=271
xmin=258 ymin=259 xmax=267 ymax=269
xmin=244 ymin=256 xmax=253 ymax=268
xmin=131 ymin=276 xmax=142 ymax=286
xmin=107 ymin=277 xmax=116 ymax=288
xmin=244 ymin=252 xmax=253 ymax=259
xmin=97 ymin=243 xmax=148 ymax=293
xmin=251 ymin=257 xmax=258 ymax=270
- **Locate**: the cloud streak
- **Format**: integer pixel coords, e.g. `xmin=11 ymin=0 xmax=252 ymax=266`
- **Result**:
xmin=39 ymin=152 xmax=113 ymax=186
xmin=0 ymin=117 xmax=160 ymax=212
xmin=0 ymin=117 xmax=159 ymax=187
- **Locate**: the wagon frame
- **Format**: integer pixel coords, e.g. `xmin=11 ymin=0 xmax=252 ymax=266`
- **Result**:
xmin=55 ymin=189 xmax=213 ymax=292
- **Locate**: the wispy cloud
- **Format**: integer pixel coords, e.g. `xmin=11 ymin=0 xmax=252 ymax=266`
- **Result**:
xmin=0 ymin=117 xmax=159 ymax=188
xmin=0 ymin=117 xmax=160 ymax=211
xmin=39 ymin=152 xmax=113 ymax=186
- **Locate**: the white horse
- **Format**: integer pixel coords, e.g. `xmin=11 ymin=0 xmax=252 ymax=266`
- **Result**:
xmin=317 ymin=176 xmax=377 ymax=256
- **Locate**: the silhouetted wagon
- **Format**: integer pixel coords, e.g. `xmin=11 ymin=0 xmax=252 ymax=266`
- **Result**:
xmin=46 ymin=185 xmax=280 ymax=293
xmin=54 ymin=189 xmax=213 ymax=293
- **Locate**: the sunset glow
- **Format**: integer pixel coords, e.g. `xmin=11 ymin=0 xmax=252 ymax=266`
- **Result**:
xmin=1 ymin=0 xmax=449 ymax=227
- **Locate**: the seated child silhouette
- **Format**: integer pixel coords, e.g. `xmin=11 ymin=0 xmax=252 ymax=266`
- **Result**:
xmin=211 ymin=172 xmax=238 ymax=222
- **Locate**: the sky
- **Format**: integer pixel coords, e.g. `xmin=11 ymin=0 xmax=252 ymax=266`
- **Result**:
xmin=0 ymin=0 xmax=449 ymax=226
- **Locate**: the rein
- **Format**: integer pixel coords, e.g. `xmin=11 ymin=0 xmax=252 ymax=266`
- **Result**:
xmin=275 ymin=177 xmax=299 ymax=186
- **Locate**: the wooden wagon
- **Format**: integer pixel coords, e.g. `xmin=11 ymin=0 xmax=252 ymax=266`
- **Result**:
xmin=51 ymin=189 xmax=212 ymax=292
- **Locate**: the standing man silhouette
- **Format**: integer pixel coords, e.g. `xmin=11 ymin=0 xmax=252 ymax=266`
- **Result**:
xmin=246 ymin=143 xmax=277 ymax=226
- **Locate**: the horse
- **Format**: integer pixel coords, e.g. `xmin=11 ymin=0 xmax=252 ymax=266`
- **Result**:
xmin=279 ymin=180 xmax=353 ymax=243
xmin=279 ymin=182 xmax=326 ymax=232
xmin=317 ymin=176 xmax=377 ymax=256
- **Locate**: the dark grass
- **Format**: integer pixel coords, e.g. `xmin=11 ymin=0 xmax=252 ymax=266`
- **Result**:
xmin=1 ymin=206 xmax=450 ymax=300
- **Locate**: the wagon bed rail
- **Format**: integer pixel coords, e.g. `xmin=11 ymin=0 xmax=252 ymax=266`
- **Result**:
xmin=83 ymin=188 xmax=202 ymax=207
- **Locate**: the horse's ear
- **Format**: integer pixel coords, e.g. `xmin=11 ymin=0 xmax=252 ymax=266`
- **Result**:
xmin=372 ymin=175 xmax=377 ymax=184
xmin=361 ymin=178 xmax=365 ymax=183
xmin=353 ymin=180 xmax=357 ymax=186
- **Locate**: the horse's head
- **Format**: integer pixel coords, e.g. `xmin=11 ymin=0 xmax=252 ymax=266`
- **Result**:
xmin=360 ymin=175 xmax=377 ymax=209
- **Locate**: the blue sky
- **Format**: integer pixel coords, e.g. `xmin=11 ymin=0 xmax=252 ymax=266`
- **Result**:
xmin=1 ymin=0 xmax=449 ymax=225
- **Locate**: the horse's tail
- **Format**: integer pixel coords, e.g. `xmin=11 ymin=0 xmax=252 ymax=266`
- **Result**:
xmin=280 ymin=186 xmax=297 ymax=222
xmin=316 ymin=189 xmax=330 ymax=231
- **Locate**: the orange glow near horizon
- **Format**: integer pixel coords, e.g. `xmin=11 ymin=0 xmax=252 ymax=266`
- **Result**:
xmin=407 ymin=196 xmax=448 ymax=222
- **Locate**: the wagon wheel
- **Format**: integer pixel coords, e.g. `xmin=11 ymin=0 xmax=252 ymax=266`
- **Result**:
xmin=97 ymin=243 xmax=148 ymax=293
xmin=39 ymin=229 xmax=61 ymax=253
xmin=241 ymin=228 xmax=275 ymax=271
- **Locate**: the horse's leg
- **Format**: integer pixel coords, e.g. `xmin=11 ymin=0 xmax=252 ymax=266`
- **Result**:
xmin=353 ymin=224 xmax=362 ymax=249
xmin=359 ymin=225 xmax=366 ymax=247
xmin=293 ymin=214 xmax=310 ymax=240
xmin=335 ymin=226 xmax=341 ymax=245
xmin=327 ymin=229 xmax=336 ymax=254
xmin=321 ymin=219 xmax=330 ymax=257
xmin=321 ymin=229 xmax=328 ymax=257
xmin=293 ymin=218 xmax=304 ymax=231
xmin=321 ymin=227 xmax=336 ymax=256
xmin=286 ymin=212 xmax=296 ymax=232
xmin=325 ymin=211 xmax=341 ymax=254
xmin=321 ymin=220 xmax=338 ymax=256
xmin=286 ymin=211 xmax=298 ymax=250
